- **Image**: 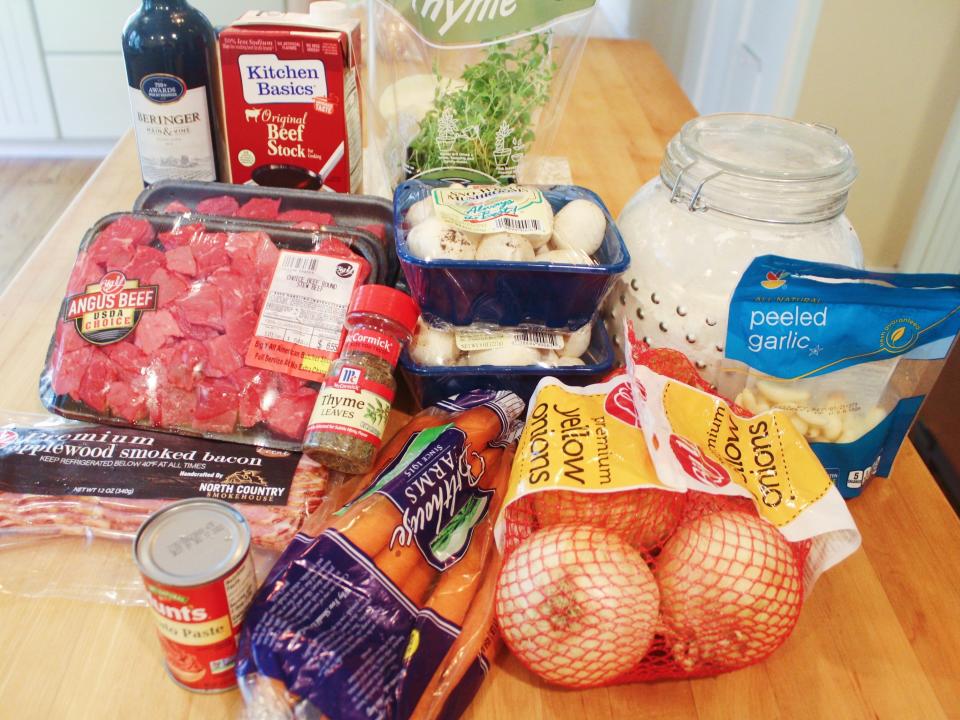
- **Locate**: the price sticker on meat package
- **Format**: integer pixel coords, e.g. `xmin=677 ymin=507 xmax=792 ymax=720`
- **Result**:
xmin=248 ymin=251 xmax=361 ymax=382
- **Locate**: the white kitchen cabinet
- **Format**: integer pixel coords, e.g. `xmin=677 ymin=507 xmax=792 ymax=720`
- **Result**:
xmin=46 ymin=55 xmax=131 ymax=139
xmin=34 ymin=0 xmax=287 ymax=54
xmin=0 ymin=0 xmax=58 ymax=140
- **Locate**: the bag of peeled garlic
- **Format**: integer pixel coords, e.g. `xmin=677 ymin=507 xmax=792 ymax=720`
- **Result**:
xmin=492 ymin=324 xmax=860 ymax=686
xmin=719 ymin=255 xmax=960 ymax=498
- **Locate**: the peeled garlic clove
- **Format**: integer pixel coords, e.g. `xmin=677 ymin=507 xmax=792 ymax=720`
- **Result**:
xmin=475 ymin=232 xmax=536 ymax=262
xmin=736 ymin=388 xmax=759 ymax=413
xmin=540 ymin=350 xmax=560 ymax=366
xmin=551 ymin=198 xmax=606 ymax=256
xmin=756 ymin=380 xmax=812 ymax=404
xmin=561 ymin=324 xmax=592 ymax=358
xmin=822 ymin=415 xmax=844 ymax=442
xmin=796 ymin=408 xmax=830 ymax=428
xmin=788 ymin=414 xmax=809 ymax=436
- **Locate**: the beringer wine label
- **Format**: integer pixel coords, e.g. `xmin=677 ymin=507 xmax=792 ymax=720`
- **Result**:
xmin=135 ymin=499 xmax=257 ymax=692
xmin=217 ymin=11 xmax=363 ymax=193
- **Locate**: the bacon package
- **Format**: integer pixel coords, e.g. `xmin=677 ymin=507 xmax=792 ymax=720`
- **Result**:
xmin=41 ymin=213 xmax=378 ymax=449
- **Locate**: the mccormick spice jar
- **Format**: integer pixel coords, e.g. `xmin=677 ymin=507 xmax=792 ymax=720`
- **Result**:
xmin=303 ymin=285 xmax=420 ymax=474
xmin=134 ymin=499 xmax=257 ymax=692
xmin=217 ymin=3 xmax=362 ymax=192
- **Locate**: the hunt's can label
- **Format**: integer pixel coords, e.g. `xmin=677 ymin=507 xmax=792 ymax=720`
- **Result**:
xmin=134 ymin=498 xmax=256 ymax=692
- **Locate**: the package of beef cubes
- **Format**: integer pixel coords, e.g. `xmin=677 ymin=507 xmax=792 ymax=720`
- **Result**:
xmin=41 ymin=212 xmax=381 ymax=449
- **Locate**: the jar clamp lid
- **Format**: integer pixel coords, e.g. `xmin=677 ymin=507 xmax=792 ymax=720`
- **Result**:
xmin=660 ymin=113 xmax=858 ymax=224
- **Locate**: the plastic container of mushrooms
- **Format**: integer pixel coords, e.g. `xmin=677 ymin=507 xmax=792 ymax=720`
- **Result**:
xmin=394 ymin=180 xmax=630 ymax=329
xmin=399 ymin=319 xmax=614 ymax=408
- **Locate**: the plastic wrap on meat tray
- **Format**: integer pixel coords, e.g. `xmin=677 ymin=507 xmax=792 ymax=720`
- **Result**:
xmin=41 ymin=212 xmax=377 ymax=449
xmin=0 ymin=412 xmax=344 ymax=604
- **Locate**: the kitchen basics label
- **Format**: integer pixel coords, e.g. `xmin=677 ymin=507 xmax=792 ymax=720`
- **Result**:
xmin=0 ymin=424 xmax=298 ymax=505
xmin=129 ymin=75 xmax=216 ymax=184
xmin=248 ymin=250 xmax=360 ymax=381
xmin=432 ymin=185 xmax=553 ymax=236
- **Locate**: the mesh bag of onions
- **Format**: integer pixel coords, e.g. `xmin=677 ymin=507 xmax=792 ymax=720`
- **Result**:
xmin=493 ymin=332 xmax=860 ymax=687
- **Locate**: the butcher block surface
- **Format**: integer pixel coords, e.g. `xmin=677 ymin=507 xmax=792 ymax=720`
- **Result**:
xmin=1 ymin=40 xmax=960 ymax=720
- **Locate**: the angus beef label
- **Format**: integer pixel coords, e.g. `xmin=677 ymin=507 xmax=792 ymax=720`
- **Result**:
xmin=0 ymin=424 xmax=299 ymax=505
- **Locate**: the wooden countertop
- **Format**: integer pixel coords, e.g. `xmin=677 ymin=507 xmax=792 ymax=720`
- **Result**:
xmin=1 ymin=39 xmax=959 ymax=720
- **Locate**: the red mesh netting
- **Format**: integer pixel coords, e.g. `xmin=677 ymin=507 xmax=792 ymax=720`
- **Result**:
xmin=497 ymin=490 xmax=810 ymax=686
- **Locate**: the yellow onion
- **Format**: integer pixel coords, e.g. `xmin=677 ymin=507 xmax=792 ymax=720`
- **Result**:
xmin=496 ymin=524 xmax=659 ymax=688
xmin=655 ymin=510 xmax=803 ymax=672
xmin=532 ymin=488 xmax=685 ymax=553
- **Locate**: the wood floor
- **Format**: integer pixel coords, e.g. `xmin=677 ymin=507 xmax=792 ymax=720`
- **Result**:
xmin=0 ymin=158 xmax=99 ymax=292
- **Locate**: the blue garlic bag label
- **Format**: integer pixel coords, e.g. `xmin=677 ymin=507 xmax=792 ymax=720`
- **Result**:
xmin=724 ymin=255 xmax=960 ymax=498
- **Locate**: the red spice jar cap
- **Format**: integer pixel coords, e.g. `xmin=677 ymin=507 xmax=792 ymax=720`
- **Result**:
xmin=349 ymin=285 xmax=420 ymax=334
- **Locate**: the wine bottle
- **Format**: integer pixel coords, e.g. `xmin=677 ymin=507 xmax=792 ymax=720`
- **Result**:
xmin=122 ymin=0 xmax=220 ymax=185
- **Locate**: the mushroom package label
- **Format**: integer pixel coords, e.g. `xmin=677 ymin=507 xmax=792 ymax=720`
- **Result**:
xmin=431 ymin=185 xmax=555 ymax=238
xmin=720 ymin=255 xmax=960 ymax=498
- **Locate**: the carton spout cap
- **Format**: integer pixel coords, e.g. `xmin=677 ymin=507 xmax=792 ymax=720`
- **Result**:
xmin=310 ymin=1 xmax=352 ymax=24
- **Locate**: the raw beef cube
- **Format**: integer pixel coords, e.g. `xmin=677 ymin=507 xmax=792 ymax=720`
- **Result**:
xmin=88 ymin=234 xmax=135 ymax=269
xmin=204 ymin=334 xmax=244 ymax=377
xmin=275 ymin=372 xmax=307 ymax=395
xmin=189 ymin=231 xmax=231 ymax=275
xmin=156 ymin=387 xmax=197 ymax=428
xmin=56 ymin=322 xmax=89 ymax=355
xmin=66 ymin=251 xmax=106 ymax=294
xmin=316 ymin=237 xmax=370 ymax=284
xmin=209 ymin=268 xmax=258 ymax=310
xmin=134 ymin=309 xmax=183 ymax=354
xmin=225 ymin=232 xmax=259 ymax=267
xmin=265 ymin=387 xmax=317 ymax=440
xmin=291 ymin=221 xmax=320 ymax=231
xmin=236 ymin=369 xmax=270 ymax=427
xmin=223 ymin=308 xmax=257 ymax=345
xmin=193 ymin=409 xmax=239 ymax=434
xmin=179 ymin=283 xmax=223 ymax=330
xmin=278 ymin=209 xmax=334 ymax=226
xmin=158 ymin=339 xmax=207 ymax=390
xmin=107 ymin=380 xmax=148 ymax=423
xmin=77 ymin=350 xmax=118 ymax=414
xmin=98 ymin=216 xmax=155 ymax=245
xmin=253 ymin=234 xmax=281 ymax=282
xmin=165 ymin=245 xmax=198 ymax=276
xmin=123 ymin=245 xmax=166 ymax=282
xmin=195 ymin=378 xmax=238 ymax=420
xmin=163 ymin=201 xmax=191 ymax=214
xmin=196 ymin=195 xmax=241 ymax=217
xmin=357 ymin=223 xmax=386 ymax=242
xmin=147 ymin=268 xmax=189 ymax=307
xmin=236 ymin=198 xmax=281 ymax=221
xmin=50 ymin=345 xmax=94 ymax=396
xmin=158 ymin=222 xmax=206 ymax=249
xmin=104 ymin=341 xmax=149 ymax=376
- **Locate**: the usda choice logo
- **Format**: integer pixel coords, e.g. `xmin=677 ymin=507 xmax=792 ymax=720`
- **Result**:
xmin=140 ymin=74 xmax=186 ymax=104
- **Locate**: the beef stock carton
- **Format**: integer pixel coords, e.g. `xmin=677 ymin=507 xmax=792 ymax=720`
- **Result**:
xmin=218 ymin=7 xmax=362 ymax=193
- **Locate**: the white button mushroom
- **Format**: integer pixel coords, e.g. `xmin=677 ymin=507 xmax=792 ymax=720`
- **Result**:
xmin=409 ymin=320 xmax=460 ymax=366
xmin=475 ymin=232 xmax=536 ymax=262
xmin=534 ymin=248 xmax=595 ymax=265
xmin=551 ymin=198 xmax=607 ymax=257
xmin=561 ymin=324 xmax=592 ymax=358
xmin=554 ymin=356 xmax=586 ymax=367
xmin=467 ymin=345 xmax=542 ymax=367
xmin=525 ymin=202 xmax=554 ymax=249
xmin=406 ymin=217 xmax=477 ymax=261
xmin=539 ymin=350 xmax=561 ymax=366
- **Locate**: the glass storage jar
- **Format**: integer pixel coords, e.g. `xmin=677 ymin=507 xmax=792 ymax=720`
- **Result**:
xmin=608 ymin=113 xmax=862 ymax=384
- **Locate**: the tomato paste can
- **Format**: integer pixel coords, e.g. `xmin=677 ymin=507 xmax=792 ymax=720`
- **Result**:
xmin=134 ymin=498 xmax=256 ymax=692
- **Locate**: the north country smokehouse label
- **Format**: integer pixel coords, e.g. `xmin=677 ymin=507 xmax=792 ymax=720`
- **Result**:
xmin=63 ymin=270 xmax=157 ymax=344
xmin=129 ymin=73 xmax=216 ymax=183
xmin=0 ymin=424 xmax=298 ymax=505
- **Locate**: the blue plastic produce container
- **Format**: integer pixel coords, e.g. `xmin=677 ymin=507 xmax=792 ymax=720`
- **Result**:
xmin=395 ymin=181 xmax=630 ymax=330
xmin=400 ymin=321 xmax=614 ymax=408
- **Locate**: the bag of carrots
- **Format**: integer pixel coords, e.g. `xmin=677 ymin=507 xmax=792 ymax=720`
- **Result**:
xmin=237 ymin=390 xmax=525 ymax=720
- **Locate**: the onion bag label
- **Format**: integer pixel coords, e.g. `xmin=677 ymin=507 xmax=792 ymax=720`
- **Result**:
xmin=0 ymin=424 xmax=298 ymax=505
xmin=248 ymin=250 xmax=361 ymax=381
xmin=62 ymin=270 xmax=158 ymax=345
xmin=346 ymin=424 xmax=494 ymax=571
xmin=432 ymin=185 xmax=554 ymax=236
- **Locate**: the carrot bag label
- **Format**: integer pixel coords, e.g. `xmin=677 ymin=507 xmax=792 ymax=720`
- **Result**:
xmin=720 ymin=255 xmax=960 ymax=498
xmin=238 ymin=391 xmax=524 ymax=720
